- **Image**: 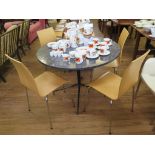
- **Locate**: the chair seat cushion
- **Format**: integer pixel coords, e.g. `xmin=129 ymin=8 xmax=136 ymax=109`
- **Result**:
xmin=35 ymin=71 xmax=67 ymax=97
xmin=88 ymin=72 xmax=122 ymax=100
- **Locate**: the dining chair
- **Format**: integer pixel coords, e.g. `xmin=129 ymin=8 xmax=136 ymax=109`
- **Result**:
xmin=135 ymin=57 xmax=155 ymax=97
xmin=18 ymin=20 xmax=30 ymax=54
xmin=87 ymin=50 xmax=150 ymax=134
xmin=37 ymin=27 xmax=63 ymax=47
xmin=5 ymin=54 xmax=68 ymax=129
xmin=105 ymin=28 xmax=129 ymax=72
xmin=92 ymin=28 xmax=129 ymax=80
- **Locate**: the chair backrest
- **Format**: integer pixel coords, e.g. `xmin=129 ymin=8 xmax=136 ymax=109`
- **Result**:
xmin=37 ymin=27 xmax=57 ymax=47
xmin=118 ymin=50 xmax=150 ymax=97
xmin=0 ymin=26 xmax=20 ymax=66
xmin=5 ymin=54 xmax=38 ymax=93
xmin=117 ymin=28 xmax=129 ymax=62
xmin=19 ymin=20 xmax=30 ymax=45
xmin=6 ymin=25 xmax=18 ymax=32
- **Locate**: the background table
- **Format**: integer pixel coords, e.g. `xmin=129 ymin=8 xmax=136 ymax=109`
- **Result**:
xmin=111 ymin=19 xmax=137 ymax=40
xmin=131 ymin=25 xmax=155 ymax=59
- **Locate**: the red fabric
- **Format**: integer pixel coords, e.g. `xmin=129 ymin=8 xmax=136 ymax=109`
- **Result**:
xmin=4 ymin=21 xmax=23 ymax=29
xmin=28 ymin=19 xmax=46 ymax=43
xmin=4 ymin=19 xmax=46 ymax=44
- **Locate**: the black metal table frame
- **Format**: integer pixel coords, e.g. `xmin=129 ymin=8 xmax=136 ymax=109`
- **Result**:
xmin=54 ymin=70 xmax=88 ymax=114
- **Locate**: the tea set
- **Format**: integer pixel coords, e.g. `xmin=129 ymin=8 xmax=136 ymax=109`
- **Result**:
xmin=47 ymin=20 xmax=112 ymax=64
xmin=47 ymin=36 xmax=112 ymax=64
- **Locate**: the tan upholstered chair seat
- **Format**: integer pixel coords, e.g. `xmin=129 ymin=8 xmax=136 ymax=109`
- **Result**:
xmin=89 ymin=72 xmax=121 ymax=100
xmin=35 ymin=71 xmax=67 ymax=97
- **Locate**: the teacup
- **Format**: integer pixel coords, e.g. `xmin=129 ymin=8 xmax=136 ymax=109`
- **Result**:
xmin=57 ymin=50 xmax=62 ymax=57
xmin=100 ymin=46 xmax=107 ymax=54
xmin=151 ymin=27 xmax=155 ymax=36
xmin=89 ymin=48 xmax=96 ymax=57
xmin=59 ymin=43 xmax=66 ymax=52
xmin=62 ymin=54 xmax=70 ymax=61
xmin=77 ymin=33 xmax=84 ymax=44
xmin=69 ymin=51 xmax=76 ymax=58
xmin=83 ymin=24 xmax=93 ymax=35
xmin=53 ymin=51 xmax=58 ymax=57
xmin=93 ymin=38 xmax=99 ymax=44
xmin=143 ymin=24 xmax=152 ymax=33
xmin=80 ymin=50 xmax=87 ymax=60
xmin=52 ymin=44 xmax=58 ymax=51
xmin=50 ymin=51 xmax=54 ymax=57
xmin=75 ymin=53 xmax=83 ymax=64
xmin=104 ymin=38 xmax=111 ymax=44
xmin=88 ymin=42 xmax=94 ymax=48
xmin=134 ymin=21 xmax=140 ymax=25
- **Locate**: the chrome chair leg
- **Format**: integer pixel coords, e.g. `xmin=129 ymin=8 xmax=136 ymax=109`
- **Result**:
xmin=131 ymin=86 xmax=135 ymax=112
xmin=135 ymin=78 xmax=142 ymax=99
xmin=109 ymin=100 xmax=113 ymax=135
xmin=83 ymin=87 xmax=90 ymax=112
xmin=25 ymin=87 xmax=31 ymax=111
xmin=72 ymin=98 xmax=76 ymax=107
xmin=45 ymin=96 xmax=53 ymax=129
xmin=113 ymin=67 xmax=118 ymax=74
xmin=63 ymin=84 xmax=66 ymax=93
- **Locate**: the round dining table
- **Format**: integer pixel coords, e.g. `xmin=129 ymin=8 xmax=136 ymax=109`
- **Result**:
xmin=36 ymin=40 xmax=121 ymax=114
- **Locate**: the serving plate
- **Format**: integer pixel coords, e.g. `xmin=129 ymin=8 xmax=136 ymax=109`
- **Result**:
xmin=86 ymin=53 xmax=99 ymax=59
xmin=47 ymin=42 xmax=57 ymax=48
xmin=99 ymin=50 xmax=110 ymax=56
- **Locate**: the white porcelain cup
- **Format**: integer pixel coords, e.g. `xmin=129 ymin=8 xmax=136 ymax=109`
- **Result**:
xmin=93 ymin=38 xmax=99 ymax=44
xmin=62 ymin=54 xmax=70 ymax=61
xmin=89 ymin=48 xmax=96 ymax=57
xmin=59 ymin=42 xmax=66 ymax=52
xmin=57 ymin=51 xmax=62 ymax=57
xmin=83 ymin=24 xmax=93 ymax=35
xmin=53 ymin=51 xmax=58 ymax=57
xmin=100 ymin=46 xmax=107 ymax=53
xmin=50 ymin=51 xmax=54 ymax=57
xmin=69 ymin=51 xmax=76 ymax=58
xmin=81 ymin=50 xmax=87 ymax=60
xmin=151 ymin=27 xmax=155 ymax=36
xmin=52 ymin=44 xmax=58 ymax=51
xmin=75 ymin=53 xmax=83 ymax=64
xmin=136 ymin=23 xmax=143 ymax=28
xmin=104 ymin=38 xmax=111 ymax=44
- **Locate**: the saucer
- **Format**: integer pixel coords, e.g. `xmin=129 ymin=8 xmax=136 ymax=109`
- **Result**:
xmin=47 ymin=42 xmax=57 ymax=48
xmin=83 ymin=32 xmax=93 ymax=36
xmin=99 ymin=50 xmax=110 ymax=56
xmin=108 ymin=42 xmax=112 ymax=46
xmin=86 ymin=53 xmax=99 ymax=59
xmin=76 ymin=46 xmax=89 ymax=51
xmin=149 ymin=34 xmax=155 ymax=38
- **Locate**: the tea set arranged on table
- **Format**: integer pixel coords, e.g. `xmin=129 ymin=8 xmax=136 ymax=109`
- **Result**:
xmin=47 ymin=20 xmax=112 ymax=64
xmin=47 ymin=37 xmax=112 ymax=65
xmin=133 ymin=19 xmax=155 ymax=37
